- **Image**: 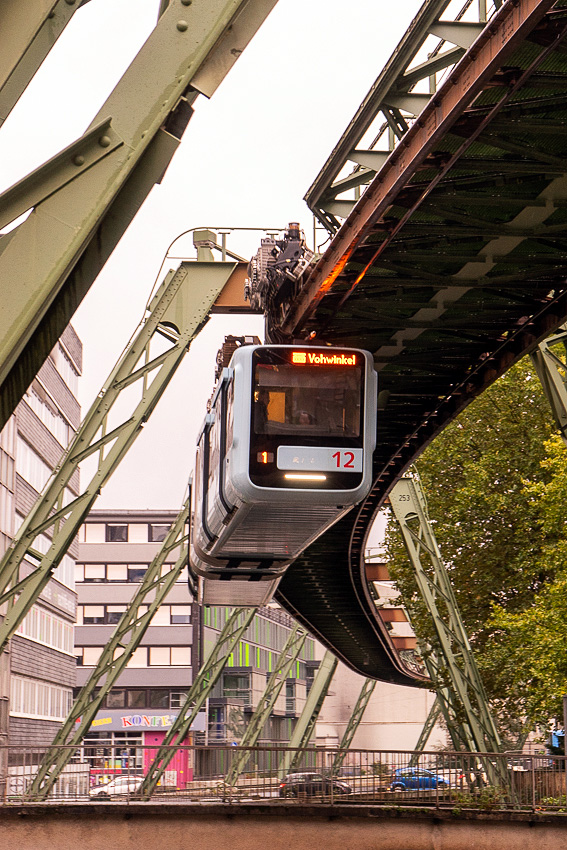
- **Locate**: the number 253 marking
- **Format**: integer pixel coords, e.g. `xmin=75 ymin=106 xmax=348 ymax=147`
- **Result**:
xmin=332 ymin=450 xmax=356 ymax=469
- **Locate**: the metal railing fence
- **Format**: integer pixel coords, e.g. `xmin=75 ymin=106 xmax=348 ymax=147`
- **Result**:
xmin=1 ymin=745 xmax=565 ymax=811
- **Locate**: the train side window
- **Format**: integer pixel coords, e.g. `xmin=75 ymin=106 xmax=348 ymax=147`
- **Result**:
xmin=226 ymin=380 xmax=234 ymax=454
xmin=208 ymin=414 xmax=220 ymax=496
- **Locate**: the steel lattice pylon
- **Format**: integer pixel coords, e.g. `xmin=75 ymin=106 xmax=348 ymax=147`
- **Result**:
xmin=138 ymin=607 xmax=258 ymax=799
xmin=389 ymin=476 xmax=508 ymax=788
xmin=0 ymin=258 xmax=237 ymax=655
xmin=27 ymin=500 xmax=191 ymax=800
xmin=224 ymin=624 xmax=307 ymax=787
xmin=278 ymin=650 xmax=338 ymax=779
xmin=0 ymin=0 xmax=278 ymax=428
xmin=330 ymin=678 xmax=376 ymax=776
xmin=530 ymin=325 xmax=567 ymax=444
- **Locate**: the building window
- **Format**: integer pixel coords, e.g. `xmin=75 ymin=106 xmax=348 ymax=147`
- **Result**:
xmin=106 ymin=690 xmax=126 ymax=708
xmin=147 ymin=646 xmax=191 ymax=667
xmin=149 ymin=646 xmax=170 ymax=666
xmin=126 ymin=647 xmax=147 ymax=668
xmin=10 ymin=675 xmax=73 ymax=721
xmin=148 ymin=523 xmax=170 ymax=543
xmin=82 ymin=605 xmax=105 ymax=625
xmin=16 ymin=436 xmax=52 ymax=492
xmin=53 ymin=553 xmax=75 ymax=590
xmin=83 ymin=563 xmax=106 ymax=582
xmin=149 ymin=689 xmax=169 ymax=709
xmin=77 ymin=647 xmax=103 ymax=666
xmin=170 ymin=605 xmax=191 ymax=624
xmin=75 ymin=563 xmax=152 ymax=583
xmin=51 ymin=343 xmax=79 ymax=395
xmin=107 ymin=605 xmax=126 ymax=624
xmin=170 ymin=691 xmax=187 ymax=708
xmin=25 ymin=386 xmax=71 ymax=447
xmin=127 ymin=690 xmax=146 ymax=709
xmin=78 ymin=603 xmax=192 ymax=628
xmin=149 ymin=605 xmax=170 ymax=626
xmin=106 ymin=524 xmax=128 ymax=542
xmin=83 ymin=524 xmax=105 ymax=543
xmin=170 ymin=646 xmax=190 ymax=666
xmin=15 ymin=514 xmax=75 ymax=590
xmin=17 ymin=605 xmax=73 ymax=654
xmin=223 ymin=674 xmax=251 ymax=700
xmin=101 ymin=689 xmax=188 ymax=710
xmin=106 ymin=563 xmax=127 ymax=582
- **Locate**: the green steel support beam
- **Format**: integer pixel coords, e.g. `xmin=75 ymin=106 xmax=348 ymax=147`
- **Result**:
xmin=278 ymin=650 xmax=338 ymax=778
xmin=0 ymin=258 xmax=237 ymax=653
xmin=330 ymin=677 xmax=376 ymax=776
xmin=530 ymin=326 xmax=567 ymax=444
xmin=416 ymin=649 xmax=478 ymax=754
xmin=224 ymin=624 xmax=306 ymax=786
xmin=0 ymin=0 xmax=83 ymax=127
xmin=0 ymin=0 xmax=278 ymax=430
xmin=390 ymin=477 xmax=508 ymax=788
xmin=138 ymin=607 xmax=257 ymax=798
xmin=432 ymin=684 xmax=476 ymax=753
xmin=408 ymin=697 xmax=441 ymax=766
xmin=27 ymin=499 xmax=190 ymax=800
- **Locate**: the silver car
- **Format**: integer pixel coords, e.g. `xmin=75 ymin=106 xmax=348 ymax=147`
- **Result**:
xmin=89 ymin=775 xmax=144 ymax=799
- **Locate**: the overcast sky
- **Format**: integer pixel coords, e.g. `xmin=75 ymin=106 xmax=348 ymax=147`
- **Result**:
xmin=1 ymin=0 xmax=423 ymax=517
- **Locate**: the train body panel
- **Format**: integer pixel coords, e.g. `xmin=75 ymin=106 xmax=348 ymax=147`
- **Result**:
xmin=189 ymin=344 xmax=377 ymax=606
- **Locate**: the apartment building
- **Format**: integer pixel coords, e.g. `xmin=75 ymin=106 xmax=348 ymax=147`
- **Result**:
xmin=74 ymin=508 xmax=316 ymax=780
xmin=0 ymin=325 xmax=82 ymax=749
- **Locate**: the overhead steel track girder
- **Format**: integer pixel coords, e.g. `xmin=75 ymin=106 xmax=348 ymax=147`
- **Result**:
xmin=304 ymin=0 xmax=497 ymax=232
xmin=0 ymin=0 xmax=87 ymax=128
xmin=284 ymin=0 xmax=559 ymax=335
xmin=274 ymin=0 xmax=567 ymax=682
xmin=27 ymin=499 xmax=190 ymax=801
xmin=138 ymin=606 xmax=258 ymax=799
xmin=0 ymin=0 xmax=278 ymax=431
xmin=278 ymin=650 xmax=338 ymax=779
xmin=0 ymin=258 xmax=237 ymax=654
xmin=224 ymin=624 xmax=307 ymax=786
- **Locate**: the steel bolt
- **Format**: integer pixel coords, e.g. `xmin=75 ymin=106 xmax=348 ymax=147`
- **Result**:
xmin=73 ymin=155 xmax=85 ymax=166
xmin=177 ymin=20 xmax=189 ymax=31
xmin=99 ymin=135 xmax=112 ymax=148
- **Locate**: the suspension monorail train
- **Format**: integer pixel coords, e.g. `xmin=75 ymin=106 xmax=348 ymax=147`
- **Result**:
xmin=189 ymin=344 xmax=377 ymax=606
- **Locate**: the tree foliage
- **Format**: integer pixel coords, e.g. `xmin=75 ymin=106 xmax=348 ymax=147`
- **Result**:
xmin=384 ymin=356 xmax=565 ymax=733
xmin=485 ymin=435 xmax=567 ymax=724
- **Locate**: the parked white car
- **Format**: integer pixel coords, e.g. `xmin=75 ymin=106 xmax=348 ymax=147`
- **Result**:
xmin=89 ymin=775 xmax=144 ymax=799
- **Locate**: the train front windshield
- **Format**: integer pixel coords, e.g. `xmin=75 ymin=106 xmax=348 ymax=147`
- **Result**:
xmin=250 ymin=348 xmax=366 ymax=490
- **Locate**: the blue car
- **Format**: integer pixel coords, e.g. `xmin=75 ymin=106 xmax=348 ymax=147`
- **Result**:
xmin=390 ymin=767 xmax=450 ymax=792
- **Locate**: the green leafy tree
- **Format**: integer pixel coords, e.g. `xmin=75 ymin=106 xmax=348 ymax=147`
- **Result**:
xmin=384 ymin=356 xmax=560 ymax=734
xmin=485 ymin=435 xmax=567 ymax=725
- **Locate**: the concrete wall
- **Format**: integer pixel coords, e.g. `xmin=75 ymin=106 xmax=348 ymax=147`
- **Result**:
xmin=318 ymin=660 xmax=446 ymax=752
xmin=0 ymin=804 xmax=565 ymax=850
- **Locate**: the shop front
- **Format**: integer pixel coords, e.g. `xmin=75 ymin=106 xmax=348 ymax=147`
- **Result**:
xmin=80 ymin=709 xmax=206 ymax=789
